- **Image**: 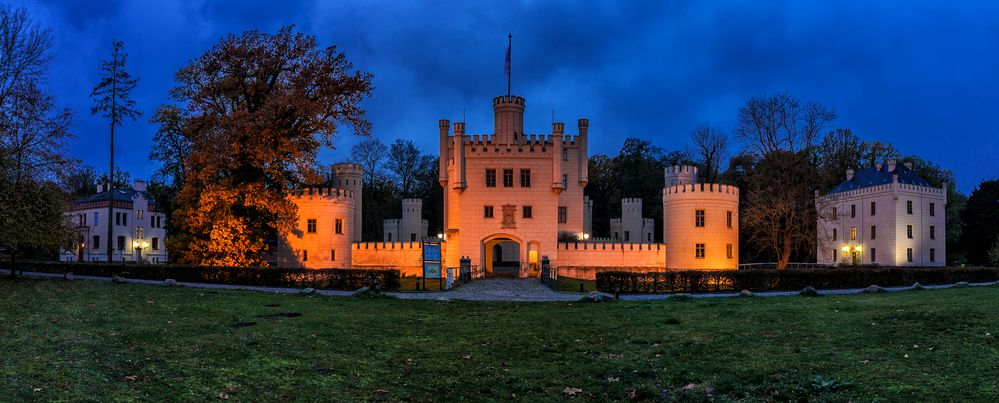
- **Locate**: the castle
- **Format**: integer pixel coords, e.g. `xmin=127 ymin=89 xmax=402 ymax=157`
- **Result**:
xmin=275 ymin=91 xmax=740 ymax=279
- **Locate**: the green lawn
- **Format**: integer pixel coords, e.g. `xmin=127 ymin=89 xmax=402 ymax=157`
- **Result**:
xmin=1 ymin=279 xmax=997 ymax=401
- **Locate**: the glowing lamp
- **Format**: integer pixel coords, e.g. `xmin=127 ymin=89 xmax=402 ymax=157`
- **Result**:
xmin=854 ymin=245 xmax=863 ymax=252
xmin=841 ymin=245 xmax=850 ymax=252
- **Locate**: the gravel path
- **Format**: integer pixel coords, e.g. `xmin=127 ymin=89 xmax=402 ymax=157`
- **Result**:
xmin=3 ymin=269 xmax=995 ymax=302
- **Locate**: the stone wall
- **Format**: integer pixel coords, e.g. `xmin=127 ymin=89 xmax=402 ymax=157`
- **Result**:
xmin=351 ymin=241 xmax=424 ymax=277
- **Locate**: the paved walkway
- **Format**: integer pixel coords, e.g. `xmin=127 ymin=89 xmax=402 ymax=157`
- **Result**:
xmin=2 ymin=269 xmax=996 ymax=302
xmin=392 ymin=278 xmax=580 ymax=302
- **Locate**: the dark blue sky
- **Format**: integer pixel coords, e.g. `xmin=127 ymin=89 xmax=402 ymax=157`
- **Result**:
xmin=14 ymin=0 xmax=999 ymax=193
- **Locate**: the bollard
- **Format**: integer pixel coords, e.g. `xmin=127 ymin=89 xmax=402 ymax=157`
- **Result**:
xmin=415 ymin=278 xmax=420 ymax=291
xmin=373 ymin=280 xmax=381 ymax=294
xmin=579 ymin=279 xmax=584 ymax=293
xmin=614 ymin=286 xmax=620 ymax=300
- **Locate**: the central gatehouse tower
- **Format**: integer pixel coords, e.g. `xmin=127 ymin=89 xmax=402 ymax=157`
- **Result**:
xmin=439 ymin=94 xmax=589 ymax=276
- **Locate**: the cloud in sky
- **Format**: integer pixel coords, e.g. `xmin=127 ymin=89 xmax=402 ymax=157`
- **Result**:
xmin=12 ymin=0 xmax=999 ymax=192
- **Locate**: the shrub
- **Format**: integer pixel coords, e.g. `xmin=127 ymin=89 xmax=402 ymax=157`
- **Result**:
xmin=1 ymin=261 xmax=400 ymax=291
xmin=595 ymin=267 xmax=999 ymax=293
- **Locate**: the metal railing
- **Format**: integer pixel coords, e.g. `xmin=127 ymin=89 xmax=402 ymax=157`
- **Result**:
xmin=738 ymin=262 xmax=834 ymax=270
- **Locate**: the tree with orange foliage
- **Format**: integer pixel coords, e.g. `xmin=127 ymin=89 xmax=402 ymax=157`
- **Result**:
xmin=168 ymin=26 xmax=373 ymax=266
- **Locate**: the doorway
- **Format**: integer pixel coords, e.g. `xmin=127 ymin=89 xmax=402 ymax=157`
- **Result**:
xmin=483 ymin=236 xmax=521 ymax=277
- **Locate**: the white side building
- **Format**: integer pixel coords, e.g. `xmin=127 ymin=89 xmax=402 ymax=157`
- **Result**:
xmin=609 ymin=198 xmax=655 ymax=243
xmin=60 ymin=180 xmax=169 ymax=263
xmin=816 ymin=160 xmax=946 ymax=266
xmin=383 ymin=198 xmax=429 ymax=242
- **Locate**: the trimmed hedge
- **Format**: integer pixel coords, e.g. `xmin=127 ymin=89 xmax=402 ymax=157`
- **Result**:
xmin=2 ymin=261 xmax=400 ymax=291
xmin=596 ymin=267 xmax=999 ymax=293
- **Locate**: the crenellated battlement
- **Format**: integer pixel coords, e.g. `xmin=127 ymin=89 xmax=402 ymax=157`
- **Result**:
xmin=558 ymin=242 xmax=664 ymax=251
xmin=352 ymin=241 xmax=424 ymax=250
xmin=665 ymin=165 xmax=698 ymax=175
xmin=331 ymin=162 xmax=363 ymax=176
xmin=493 ymin=95 xmax=526 ymax=106
xmin=663 ymin=183 xmax=739 ymax=199
xmin=622 ymin=197 xmax=643 ymax=206
xmin=664 ymin=164 xmax=699 ymax=186
xmin=288 ymin=187 xmax=355 ymax=201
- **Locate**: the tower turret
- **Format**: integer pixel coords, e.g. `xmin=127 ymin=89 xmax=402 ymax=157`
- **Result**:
xmin=577 ymin=118 xmax=589 ymax=186
xmin=331 ymin=162 xmax=363 ymax=241
xmin=665 ymin=165 xmax=698 ymax=186
xmin=493 ymin=95 xmax=525 ymax=144
xmin=438 ymin=119 xmax=449 ymax=186
xmin=552 ymin=122 xmax=564 ymax=194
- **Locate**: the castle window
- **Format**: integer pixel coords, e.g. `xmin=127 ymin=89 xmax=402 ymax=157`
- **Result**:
xmin=930 ymin=226 xmax=935 ymax=240
xmin=484 ymin=205 xmax=494 ymax=218
xmin=307 ymin=219 xmax=317 ymax=233
xmin=485 ymin=169 xmax=496 ymax=187
xmin=695 ymin=243 xmax=705 ymax=259
xmin=871 ymin=225 xmax=876 ymax=240
xmin=303 ymin=250 xmax=308 ymax=262
xmin=387 ymin=233 xmax=392 ymax=242
xmin=93 ymin=212 xmax=99 ymax=226
xmin=122 ymin=213 xmax=127 ymax=226
xmin=137 ymin=210 xmax=144 ymax=220
xmin=92 ymin=235 xmax=100 ymax=250
xmin=726 ymin=243 xmax=733 ymax=259
xmin=726 ymin=211 xmax=733 ymax=228
xmin=562 ymin=148 xmax=568 ymax=161
xmin=832 ymin=228 xmax=837 ymax=241
xmin=503 ymin=169 xmax=513 ymax=187
xmin=907 ymin=248 xmax=913 ymax=262
xmin=117 ymin=236 xmax=125 ymax=251
xmin=410 ymin=233 xmax=416 ymax=242
xmin=648 ymin=233 xmax=652 ymax=242
xmin=851 ymin=204 xmax=856 ymax=218
xmin=930 ymin=248 xmax=936 ymax=262
xmin=335 ymin=219 xmax=344 ymax=234
xmin=137 ymin=227 xmax=144 ymax=240
xmin=520 ymin=169 xmax=531 ymax=187
xmin=152 ymin=238 xmax=159 ymax=251
xmin=115 ymin=212 xmax=120 ymax=226
xmin=624 ymin=231 xmax=630 ymax=242
xmin=850 ymin=226 xmax=856 ymax=241
xmin=871 ymin=201 xmax=876 ymax=216
xmin=331 ymin=249 xmax=336 ymax=261
xmin=558 ymin=207 xmax=567 ymax=223
xmin=907 ymin=200 xmax=913 ymax=214
xmin=522 ymin=206 xmax=533 ymax=219
xmin=929 ymin=203 xmax=936 ymax=216
xmin=871 ymin=247 xmax=876 ymax=262
xmin=562 ymin=174 xmax=568 ymax=189
xmin=832 ymin=207 xmax=837 ymax=218
xmin=695 ymin=210 xmax=705 ymax=227
xmin=831 ymin=249 xmax=836 ymax=261
xmin=907 ymin=225 xmax=913 ymax=239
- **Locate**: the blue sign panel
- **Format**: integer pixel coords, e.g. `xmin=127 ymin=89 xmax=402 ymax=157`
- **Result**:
xmin=423 ymin=243 xmax=441 ymax=261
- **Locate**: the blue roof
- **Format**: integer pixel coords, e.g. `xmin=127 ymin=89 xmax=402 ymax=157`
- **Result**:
xmin=828 ymin=163 xmax=932 ymax=194
xmin=73 ymin=188 xmax=156 ymax=208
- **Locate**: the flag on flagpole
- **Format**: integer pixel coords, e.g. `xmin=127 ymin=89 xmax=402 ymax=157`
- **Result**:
xmin=504 ymin=40 xmax=511 ymax=75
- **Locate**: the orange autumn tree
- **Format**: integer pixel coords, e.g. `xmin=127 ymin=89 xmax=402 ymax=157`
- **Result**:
xmin=168 ymin=26 xmax=373 ymax=266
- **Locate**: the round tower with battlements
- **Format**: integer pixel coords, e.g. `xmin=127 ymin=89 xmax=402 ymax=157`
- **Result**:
xmin=331 ymin=163 xmax=363 ymax=241
xmin=665 ymin=165 xmax=698 ymax=186
xmin=663 ymin=181 xmax=739 ymax=270
xmin=493 ymin=95 xmax=525 ymax=144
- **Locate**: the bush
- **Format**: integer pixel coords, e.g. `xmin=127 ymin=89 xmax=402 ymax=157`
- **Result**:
xmin=1 ymin=261 xmax=401 ymax=291
xmin=596 ymin=267 xmax=999 ymax=293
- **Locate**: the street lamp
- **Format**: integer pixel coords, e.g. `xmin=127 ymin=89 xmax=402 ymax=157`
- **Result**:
xmin=437 ymin=233 xmax=444 ymax=241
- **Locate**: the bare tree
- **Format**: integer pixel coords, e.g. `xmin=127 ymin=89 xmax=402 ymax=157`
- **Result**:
xmin=387 ymin=139 xmax=421 ymax=197
xmin=350 ymin=138 xmax=387 ymax=185
xmin=91 ymin=40 xmax=140 ymax=263
xmin=689 ymin=123 xmax=728 ymax=183
xmin=0 ymin=6 xmax=52 ymax=109
xmin=736 ymin=92 xmax=835 ymax=155
xmin=149 ymin=104 xmax=190 ymax=187
xmin=0 ymin=7 xmax=74 ymax=276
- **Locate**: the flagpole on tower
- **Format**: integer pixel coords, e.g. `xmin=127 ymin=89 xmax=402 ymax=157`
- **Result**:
xmin=506 ymin=33 xmax=512 ymax=97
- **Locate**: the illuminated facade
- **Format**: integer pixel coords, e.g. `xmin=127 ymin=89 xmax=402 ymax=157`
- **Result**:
xmin=662 ymin=166 xmax=740 ymax=270
xmin=815 ymin=160 xmax=946 ymax=266
xmin=59 ymin=180 xmax=169 ymax=263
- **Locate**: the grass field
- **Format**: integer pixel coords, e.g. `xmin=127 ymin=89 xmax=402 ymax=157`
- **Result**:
xmin=1 ymin=278 xmax=997 ymax=401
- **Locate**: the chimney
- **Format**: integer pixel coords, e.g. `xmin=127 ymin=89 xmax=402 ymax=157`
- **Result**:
xmin=133 ymin=180 xmax=147 ymax=192
xmin=887 ymin=159 xmax=897 ymax=172
xmin=846 ymin=169 xmax=855 ymax=181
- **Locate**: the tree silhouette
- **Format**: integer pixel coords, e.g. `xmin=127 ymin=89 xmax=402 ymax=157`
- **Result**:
xmin=91 ymin=40 xmax=140 ymax=262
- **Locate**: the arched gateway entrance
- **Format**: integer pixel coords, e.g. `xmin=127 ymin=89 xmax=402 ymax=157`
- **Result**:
xmin=483 ymin=235 xmax=522 ymax=277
